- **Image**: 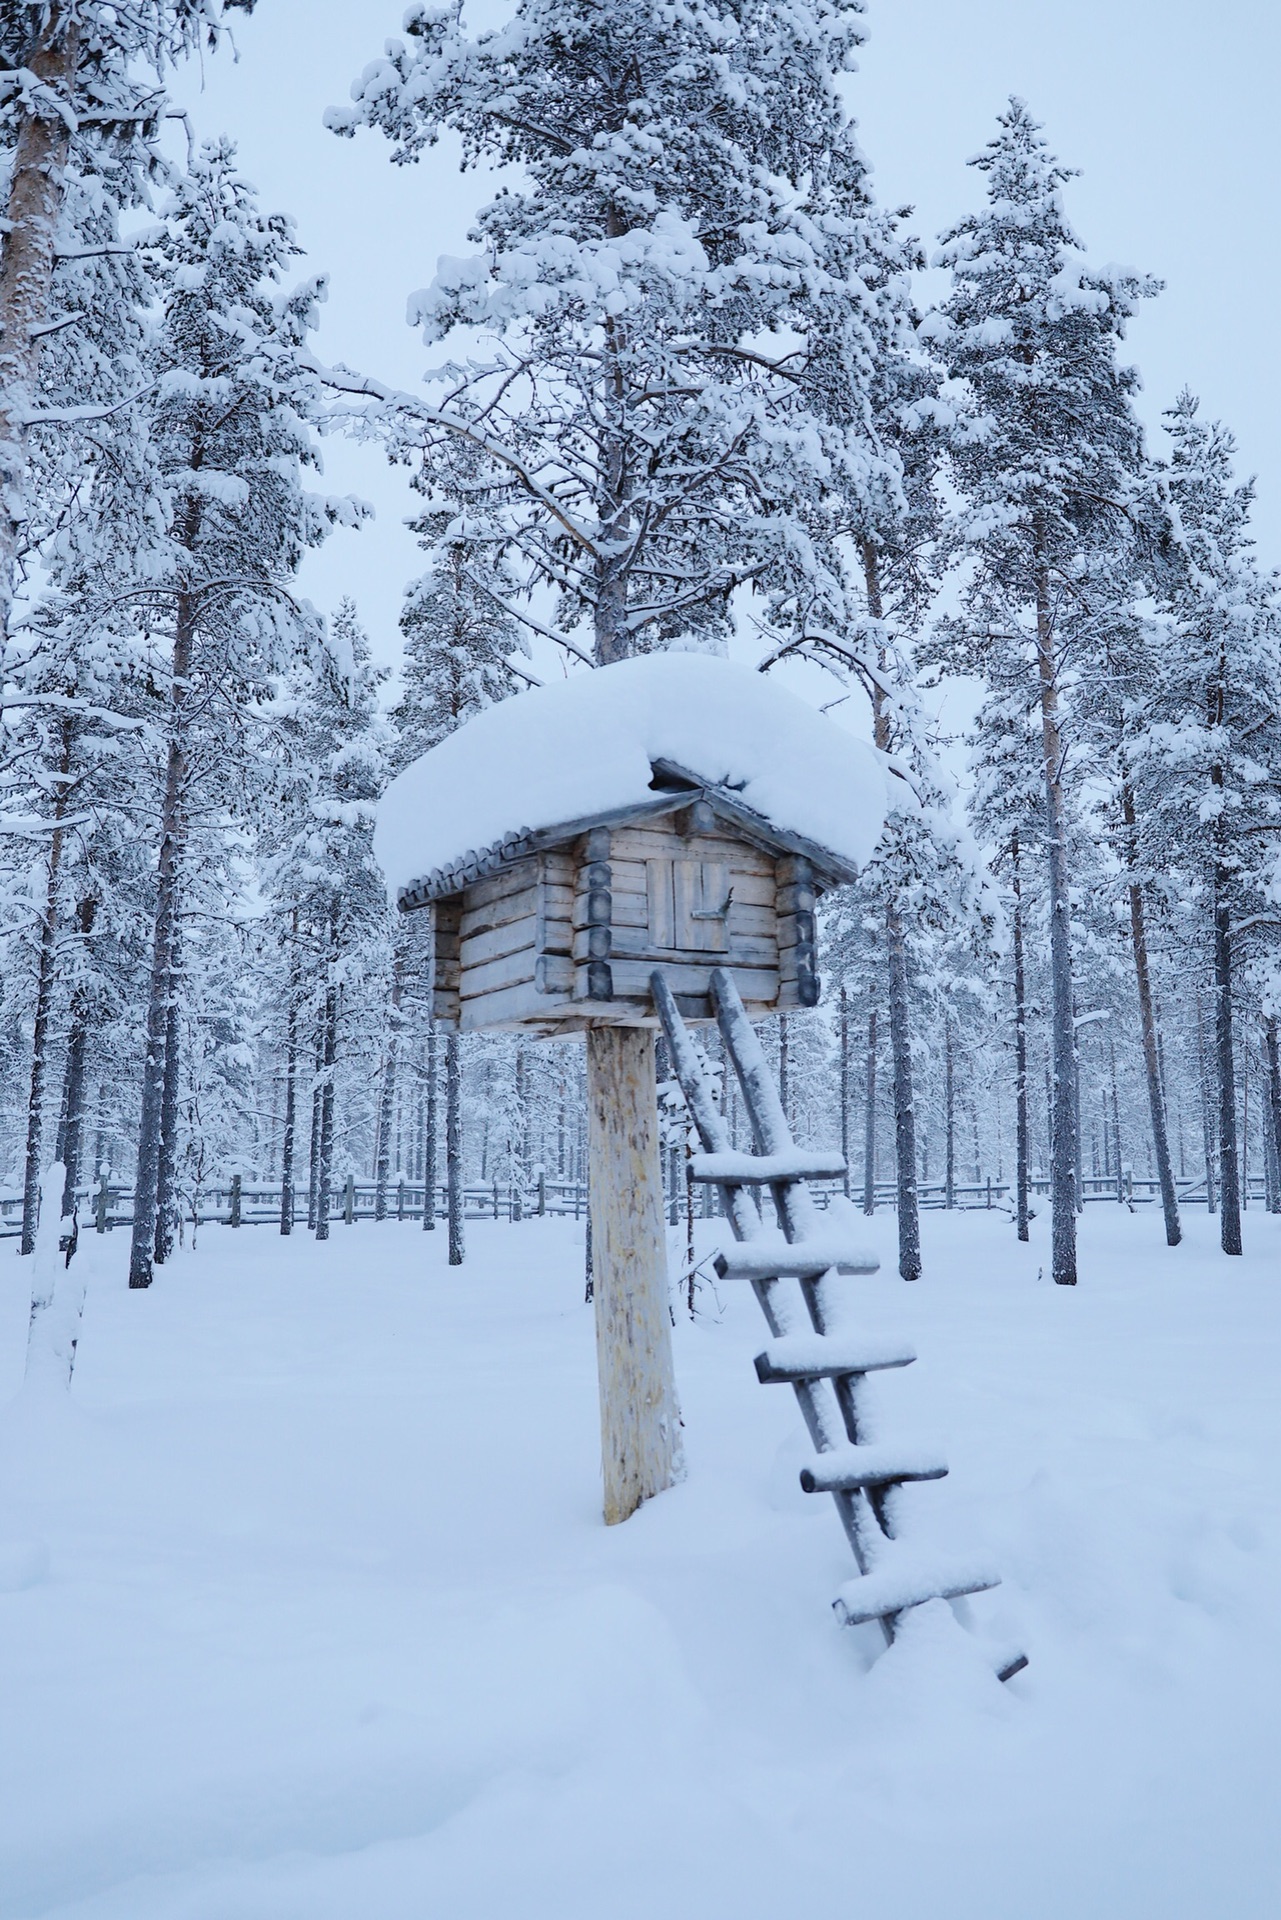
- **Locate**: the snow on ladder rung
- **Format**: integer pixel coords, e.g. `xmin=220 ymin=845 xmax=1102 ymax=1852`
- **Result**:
xmin=755 ymin=1332 xmax=916 ymax=1384
xmin=689 ymin=1148 xmax=848 ymax=1184
xmin=714 ymin=1231 xmax=878 ymax=1282
xmin=800 ymin=1442 xmax=948 ymax=1493
xmin=832 ymin=1551 xmax=1001 ymax=1627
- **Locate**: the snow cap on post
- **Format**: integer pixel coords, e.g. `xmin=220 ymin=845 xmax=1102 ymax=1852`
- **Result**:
xmin=375 ymin=653 xmax=887 ymax=905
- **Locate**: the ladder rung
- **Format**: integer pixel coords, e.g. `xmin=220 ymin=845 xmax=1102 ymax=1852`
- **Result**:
xmin=832 ymin=1553 xmax=1001 ymax=1626
xmin=715 ymin=1232 xmax=878 ymax=1282
xmin=755 ymin=1333 xmax=915 ymax=1384
xmin=689 ymin=1148 xmax=848 ymax=1184
xmin=800 ymin=1442 xmax=947 ymax=1493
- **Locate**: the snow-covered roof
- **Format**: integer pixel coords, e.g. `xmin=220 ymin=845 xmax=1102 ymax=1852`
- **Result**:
xmin=375 ymin=652 xmax=886 ymax=904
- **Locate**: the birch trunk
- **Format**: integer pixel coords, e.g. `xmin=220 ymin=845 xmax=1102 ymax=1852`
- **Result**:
xmin=25 ymin=1162 xmax=86 ymax=1393
xmin=0 ymin=8 xmax=80 ymax=667
xmin=586 ymin=1025 xmax=682 ymax=1524
xmin=1121 ymin=779 xmax=1180 ymax=1245
xmin=446 ymin=1030 xmax=464 ymax=1264
xmin=1011 ymin=834 xmax=1030 ymax=1241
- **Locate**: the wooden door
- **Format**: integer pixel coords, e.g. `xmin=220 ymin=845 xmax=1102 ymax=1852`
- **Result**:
xmin=646 ymin=857 xmax=731 ymax=952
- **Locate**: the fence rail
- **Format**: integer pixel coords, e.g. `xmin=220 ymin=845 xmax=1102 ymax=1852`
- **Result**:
xmin=1 ymin=1164 xmax=1270 ymax=1240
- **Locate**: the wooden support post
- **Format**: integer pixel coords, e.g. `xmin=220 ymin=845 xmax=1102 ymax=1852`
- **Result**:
xmin=229 ymin=1173 xmax=242 ymax=1228
xmin=95 ymin=1174 xmax=109 ymax=1234
xmin=586 ymin=1025 xmax=682 ymax=1525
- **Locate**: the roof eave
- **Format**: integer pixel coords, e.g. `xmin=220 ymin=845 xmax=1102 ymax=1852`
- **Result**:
xmin=395 ymin=781 xmax=859 ymax=912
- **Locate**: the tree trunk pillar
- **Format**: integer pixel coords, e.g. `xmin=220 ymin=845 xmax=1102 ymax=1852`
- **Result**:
xmin=585 ymin=1025 xmax=682 ymax=1525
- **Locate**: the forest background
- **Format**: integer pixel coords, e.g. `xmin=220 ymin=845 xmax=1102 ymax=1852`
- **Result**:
xmin=4 ymin=0 xmax=1281 ymax=1312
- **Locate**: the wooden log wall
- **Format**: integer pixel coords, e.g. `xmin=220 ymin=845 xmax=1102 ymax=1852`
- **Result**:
xmin=776 ymin=853 xmax=819 ymax=1009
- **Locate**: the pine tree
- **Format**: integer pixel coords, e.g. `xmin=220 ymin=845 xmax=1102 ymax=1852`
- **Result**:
xmin=120 ymin=139 xmax=357 ymax=1286
xmin=395 ymin=504 xmax=527 ymax=763
xmin=1137 ymin=394 xmax=1281 ymax=1255
xmin=390 ymin=509 xmax=526 ymax=1262
xmin=932 ymin=99 xmax=1159 ymax=1285
xmin=266 ymin=601 xmax=393 ymax=1244
xmin=329 ymin=0 xmax=875 ymax=667
xmin=0 ymin=2 xmax=257 ymax=679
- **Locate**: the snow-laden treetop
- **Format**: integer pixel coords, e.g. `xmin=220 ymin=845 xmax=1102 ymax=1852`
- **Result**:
xmin=375 ymin=653 xmax=886 ymax=900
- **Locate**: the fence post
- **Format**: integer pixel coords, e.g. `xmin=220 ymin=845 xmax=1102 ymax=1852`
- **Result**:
xmin=344 ymin=1173 xmax=355 ymax=1224
xmin=985 ymin=1176 xmax=991 ymax=1209
xmin=492 ymin=1178 xmax=499 ymax=1220
xmin=96 ymin=1174 xmax=109 ymax=1234
xmin=230 ymin=1174 xmax=242 ymax=1228
xmin=538 ymin=1171 xmax=546 ymax=1216
xmin=397 ymin=1179 xmax=405 ymax=1221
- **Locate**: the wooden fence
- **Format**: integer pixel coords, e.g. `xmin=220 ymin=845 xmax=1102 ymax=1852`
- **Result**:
xmin=1 ymin=1165 xmax=1270 ymax=1238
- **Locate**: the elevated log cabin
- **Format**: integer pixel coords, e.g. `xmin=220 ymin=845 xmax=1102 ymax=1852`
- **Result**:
xmin=395 ymin=762 xmax=861 ymax=1035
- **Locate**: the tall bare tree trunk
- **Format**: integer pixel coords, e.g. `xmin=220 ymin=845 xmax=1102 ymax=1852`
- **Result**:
xmin=862 ymin=1007 xmax=877 ymax=1216
xmin=1011 ymin=833 xmax=1030 ymax=1241
xmin=839 ymin=985 xmax=851 ymax=1198
xmin=373 ymin=958 xmax=402 ymax=1221
xmin=1120 ymin=779 xmax=1180 ymax=1245
xmin=56 ymin=897 xmax=95 ymax=1224
xmin=1034 ymin=547 xmax=1078 ymax=1284
xmin=307 ymin=1025 xmax=322 ymax=1229
xmin=131 ymin=564 xmax=199 ymax=1288
xmin=886 ymin=909 xmax=920 ymax=1280
xmin=279 ymin=916 xmax=299 ymax=1235
xmin=1212 ymin=861 xmax=1242 ymax=1254
xmin=862 ymin=543 xmax=920 ymax=1279
xmin=944 ymin=1019 xmax=957 ymax=1211
xmin=422 ymin=1018 xmax=438 ymax=1231
xmin=446 ymin=1030 xmax=464 ymax=1264
xmin=20 ymin=740 xmax=71 ymax=1255
xmin=1265 ymin=1017 xmax=1281 ymax=1216
xmin=1196 ymin=993 xmax=1217 ymax=1213
xmin=314 ymin=917 xmax=338 ymax=1243
xmin=0 ymin=7 xmax=80 ymax=667
xmin=153 ymin=928 xmax=182 ymax=1265
xmin=776 ymin=1014 xmax=789 ymax=1121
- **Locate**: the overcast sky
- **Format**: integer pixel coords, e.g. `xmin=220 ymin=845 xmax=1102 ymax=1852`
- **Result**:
xmin=174 ymin=0 xmax=1281 ymax=683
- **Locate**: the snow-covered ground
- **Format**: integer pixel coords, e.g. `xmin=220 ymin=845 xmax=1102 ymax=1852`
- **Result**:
xmin=1 ymin=1203 xmax=1277 ymax=1918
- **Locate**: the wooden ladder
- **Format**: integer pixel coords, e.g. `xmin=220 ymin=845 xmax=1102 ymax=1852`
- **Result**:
xmin=652 ymin=966 xmax=1026 ymax=1682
